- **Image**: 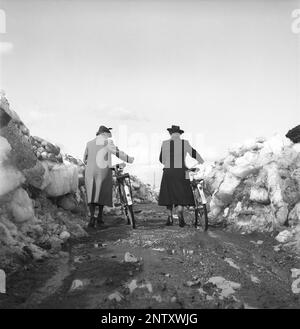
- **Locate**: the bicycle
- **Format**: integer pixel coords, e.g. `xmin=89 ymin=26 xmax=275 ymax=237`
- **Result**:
xmin=186 ymin=167 xmax=209 ymax=231
xmin=111 ymin=163 xmax=136 ymax=229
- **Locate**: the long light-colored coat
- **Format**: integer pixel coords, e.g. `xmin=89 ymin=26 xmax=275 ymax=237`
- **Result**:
xmin=83 ymin=135 xmax=129 ymax=206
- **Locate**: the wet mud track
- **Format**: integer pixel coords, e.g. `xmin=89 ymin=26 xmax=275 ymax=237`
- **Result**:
xmin=1 ymin=204 xmax=300 ymax=309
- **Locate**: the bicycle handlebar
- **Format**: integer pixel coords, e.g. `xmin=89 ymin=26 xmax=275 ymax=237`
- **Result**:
xmin=111 ymin=162 xmax=126 ymax=171
xmin=188 ymin=168 xmax=199 ymax=172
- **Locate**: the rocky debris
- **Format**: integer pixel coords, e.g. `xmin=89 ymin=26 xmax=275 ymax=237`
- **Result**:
xmin=152 ymin=247 xmax=165 ymax=252
xmin=64 ymin=154 xmax=84 ymax=167
xmin=291 ymin=268 xmax=300 ymax=278
xmin=291 ymin=278 xmax=300 ymax=294
xmin=195 ymin=134 xmax=300 ymax=252
xmin=250 ymin=240 xmax=264 ymax=246
xmin=207 ymin=276 xmax=241 ymax=300
xmin=4 ymin=200 xmax=300 ymax=309
xmin=185 ymin=277 xmax=202 ymax=287
xmin=170 ymin=296 xmax=177 ymax=303
xmin=9 ymin=188 xmax=35 ymax=223
xmin=0 ymin=269 xmax=6 ymax=293
xmin=250 ymin=275 xmax=260 ymax=284
xmin=224 ymin=258 xmax=240 ymax=270
xmin=129 ymin=175 xmax=157 ymax=203
xmin=69 ymin=279 xmax=90 ymax=292
xmin=275 ymin=230 xmax=294 ymax=243
xmin=288 ymin=202 xmax=300 ymax=226
xmin=273 ymin=245 xmax=281 ymax=252
xmin=286 ymin=125 xmax=300 ymax=144
xmin=126 ymin=279 xmax=153 ymax=294
xmin=108 ymin=291 xmax=124 ymax=302
xmin=290 ymin=268 xmax=300 ymax=294
xmin=59 ymin=231 xmax=71 ymax=241
xmin=152 ymin=295 xmax=162 ymax=303
xmin=57 ymin=194 xmax=79 ymax=212
xmin=30 ymin=135 xmax=62 ymax=163
xmin=43 ymin=162 xmax=79 ymax=197
xmin=0 ymin=91 xmax=21 ymax=123
xmin=0 ymin=94 xmax=89 ymax=270
xmin=104 ymin=177 xmax=157 ymax=217
xmin=124 ymin=252 xmax=139 ymax=263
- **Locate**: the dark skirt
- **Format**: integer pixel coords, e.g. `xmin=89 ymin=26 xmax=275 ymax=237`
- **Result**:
xmin=158 ymin=168 xmax=195 ymax=206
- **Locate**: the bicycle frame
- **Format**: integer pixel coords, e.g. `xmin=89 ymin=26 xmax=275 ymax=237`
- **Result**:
xmin=189 ymin=172 xmax=207 ymax=206
xmin=112 ymin=164 xmax=136 ymax=228
xmin=116 ymin=175 xmax=133 ymax=206
xmin=188 ymin=168 xmax=209 ymax=230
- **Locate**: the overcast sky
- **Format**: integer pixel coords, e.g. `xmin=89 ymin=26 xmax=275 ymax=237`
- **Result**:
xmin=0 ymin=0 xmax=299 ymax=185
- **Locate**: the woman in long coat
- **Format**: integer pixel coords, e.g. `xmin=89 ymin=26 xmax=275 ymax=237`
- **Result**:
xmin=83 ymin=125 xmax=134 ymax=228
xmin=158 ymin=125 xmax=204 ymax=227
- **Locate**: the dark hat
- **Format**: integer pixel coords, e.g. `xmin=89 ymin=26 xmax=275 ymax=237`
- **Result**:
xmin=96 ymin=125 xmax=112 ymax=136
xmin=167 ymin=125 xmax=184 ymax=134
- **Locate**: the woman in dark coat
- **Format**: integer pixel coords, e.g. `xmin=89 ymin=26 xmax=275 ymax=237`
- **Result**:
xmin=158 ymin=125 xmax=204 ymax=227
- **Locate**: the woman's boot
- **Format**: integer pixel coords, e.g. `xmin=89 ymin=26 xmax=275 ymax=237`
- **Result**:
xmin=178 ymin=214 xmax=186 ymax=227
xmin=165 ymin=216 xmax=173 ymax=226
xmin=178 ymin=206 xmax=185 ymax=227
xmin=88 ymin=217 xmax=96 ymax=228
xmin=88 ymin=204 xmax=96 ymax=228
xmin=96 ymin=205 xmax=104 ymax=226
xmin=179 ymin=215 xmax=186 ymax=227
xmin=166 ymin=205 xmax=173 ymax=226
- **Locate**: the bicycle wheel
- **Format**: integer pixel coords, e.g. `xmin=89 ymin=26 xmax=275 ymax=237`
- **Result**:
xmin=183 ymin=207 xmax=195 ymax=226
xmin=127 ymin=205 xmax=136 ymax=229
xmin=123 ymin=205 xmax=130 ymax=225
xmin=198 ymin=204 xmax=208 ymax=231
xmin=194 ymin=208 xmax=199 ymax=228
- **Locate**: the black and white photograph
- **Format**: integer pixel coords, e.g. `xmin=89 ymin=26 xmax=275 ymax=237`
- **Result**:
xmin=0 ymin=0 xmax=300 ymax=314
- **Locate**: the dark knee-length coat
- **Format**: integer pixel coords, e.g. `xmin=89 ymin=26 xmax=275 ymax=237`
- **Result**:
xmin=158 ymin=136 xmax=204 ymax=206
xmin=83 ymin=135 xmax=130 ymax=206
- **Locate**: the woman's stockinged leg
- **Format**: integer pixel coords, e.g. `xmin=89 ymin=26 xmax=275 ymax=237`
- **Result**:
xmin=88 ymin=203 xmax=96 ymax=228
xmin=97 ymin=205 xmax=104 ymax=224
xmin=167 ymin=205 xmax=173 ymax=217
xmin=166 ymin=205 xmax=174 ymax=226
xmin=89 ymin=203 xmax=96 ymax=217
xmin=177 ymin=205 xmax=183 ymax=215
xmin=177 ymin=205 xmax=186 ymax=227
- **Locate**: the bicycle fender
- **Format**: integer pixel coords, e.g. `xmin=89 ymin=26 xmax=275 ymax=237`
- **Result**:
xmin=124 ymin=185 xmax=133 ymax=206
xmin=198 ymin=186 xmax=207 ymax=204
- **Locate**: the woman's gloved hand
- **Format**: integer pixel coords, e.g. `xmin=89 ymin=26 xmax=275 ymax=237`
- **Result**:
xmin=128 ymin=156 xmax=134 ymax=164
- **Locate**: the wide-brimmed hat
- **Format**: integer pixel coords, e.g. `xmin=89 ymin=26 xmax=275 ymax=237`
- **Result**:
xmin=167 ymin=125 xmax=184 ymax=134
xmin=96 ymin=125 xmax=112 ymax=136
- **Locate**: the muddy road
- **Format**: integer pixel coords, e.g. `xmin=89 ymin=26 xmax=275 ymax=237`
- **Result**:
xmin=1 ymin=204 xmax=300 ymax=309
